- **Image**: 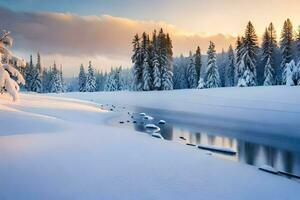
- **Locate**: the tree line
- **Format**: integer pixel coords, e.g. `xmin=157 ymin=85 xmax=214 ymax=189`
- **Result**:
xmin=174 ymin=19 xmax=300 ymax=89
xmin=23 ymin=53 xmax=66 ymax=93
xmin=131 ymin=28 xmax=173 ymax=91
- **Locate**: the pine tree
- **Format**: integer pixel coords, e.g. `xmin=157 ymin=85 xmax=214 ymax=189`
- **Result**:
xmin=263 ymin=57 xmax=275 ymax=86
xmin=159 ymin=28 xmax=173 ymax=90
xmin=78 ymin=64 xmax=86 ymax=92
xmin=187 ymin=51 xmax=198 ymax=88
xmin=152 ymin=30 xmax=161 ymax=90
xmin=235 ymin=36 xmax=244 ymax=84
xmin=205 ymin=41 xmax=221 ymax=88
xmin=285 ymin=60 xmax=298 ymax=86
xmin=280 ymin=19 xmax=294 ymax=84
xmin=226 ymin=45 xmax=235 ymax=87
xmin=262 ymin=23 xmax=277 ymax=86
xmin=30 ymin=66 xmax=42 ymax=92
xmin=85 ymin=61 xmax=96 ymax=92
xmin=25 ymin=55 xmax=34 ymax=91
xmin=195 ymin=46 xmax=202 ymax=82
xmin=132 ymin=34 xmax=143 ymax=91
xmin=50 ymin=62 xmax=63 ymax=93
xmin=237 ymin=21 xmax=258 ymax=87
xmin=142 ymin=33 xmax=152 ymax=91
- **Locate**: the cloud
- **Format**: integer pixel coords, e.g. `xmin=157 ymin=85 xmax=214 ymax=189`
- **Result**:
xmin=0 ymin=7 xmax=236 ymax=75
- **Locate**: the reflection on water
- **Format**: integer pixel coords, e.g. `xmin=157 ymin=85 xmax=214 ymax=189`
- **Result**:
xmin=111 ymin=106 xmax=300 ymax=177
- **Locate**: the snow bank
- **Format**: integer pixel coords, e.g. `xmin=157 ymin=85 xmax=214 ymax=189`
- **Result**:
xmin=0 ymin=92 xmax=299 ymax=199
xmin=55 ymin=86 xmax=300 ymax=138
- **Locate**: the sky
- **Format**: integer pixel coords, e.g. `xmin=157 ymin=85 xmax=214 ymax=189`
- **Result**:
xmin=1 ymin=0 xmax=300 ymax=76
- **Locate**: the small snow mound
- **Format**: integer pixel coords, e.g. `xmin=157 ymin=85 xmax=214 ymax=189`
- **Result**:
xmin=139 ymin=112 xmax=146 ymax=116
xmin=259 ymin=165 xmax=279 ymax=174
xmin=145 ymin=124 xmax=160 ymax=132
xmin=151 ymin=132 xmax=164 ymax=140
xmin=144 ymin=115 xmax=154 ymax=120
xmin=158 ymin=120 xmax=166 ymax=124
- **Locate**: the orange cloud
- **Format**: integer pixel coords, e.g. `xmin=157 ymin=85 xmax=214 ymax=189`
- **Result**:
xmin=0 ymin=7 xmax=236 ymax=75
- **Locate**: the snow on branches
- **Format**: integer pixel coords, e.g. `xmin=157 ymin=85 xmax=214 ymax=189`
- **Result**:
xmin=0 ymin=30 xmax=26 ymax=101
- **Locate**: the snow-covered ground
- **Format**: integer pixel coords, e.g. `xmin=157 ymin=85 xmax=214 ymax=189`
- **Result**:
xmin=0 ymin=86 xmax=299 ymax=199
xmin=56 ymin=86 xmax=300 ymax=138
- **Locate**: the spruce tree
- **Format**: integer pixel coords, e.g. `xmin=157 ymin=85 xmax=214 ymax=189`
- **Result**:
xmin=159 ymin=28 xmax=173 ymax=90
xmin=25 ymin=55 xmax=34 ymax=91
xmin=262 ymin=23 xmax=277 ymax=86
xmin=78 ymin=64 xmax=86 ymax=92
xmin=226 ymin=45 xmax=235 ymax=87
xmin=205 ymin=41 xmax=221 ymax=88
xmin=85 ymin=61 xmax=96 ymax=92
xmin=187 ymin=51 xmax=198 ymax=88
xmin=152 ymin=30 xmax=161 ymax=90
xmin=50 ymin=62 xmax=63 ymax=93
xmin=237 ymin=21 xmax=258 ymax=87
xmin=235 ymin=36 xmax=244 ymax=83
xmin=142 ymin=33 xmax=152 ymax=91
xmin=280 ymin=19 xmax=294 ymax=84
xmin=195 ymin=46 xmax=202 ymax=82
xmin=131 ymin=34 xmax=143 ymax=91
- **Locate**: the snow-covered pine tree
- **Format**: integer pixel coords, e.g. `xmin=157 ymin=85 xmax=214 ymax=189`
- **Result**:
xmin=235 ymin=36 xmax=244 ymax=84
xmin=131 ymin=34 xmax=143 ymax=91
xmin=50 ymin=62 xmax=63 ymax=93
xmin=263 ymin=57 xmax=275 ymax=86
xmin=152 ymin=30 xmax=161 ymax=90
xmin=104 ymin=67 xmax=119 ymax=91
xmin=0 ymin=30 xmax=26 ymax=100
xmin=30 ymin=66 xmax=42 ymax=92
xmin=285 ymin=60 xmax=298 ymax=86
xmin=237 ymin=21 xmax=258 ymax=87
xmin=159 ymin=29 xmax=173 ymax=90
xmin=78 ymin=64 xmax=86 ymax=92
xmin=226 ymin=45 xmax=235 ymax=87
xmin=25 ymin=55 xmax=34 ymax=91
xmin=142 ymin=33 xmax=152 ymax=91
xmin=205 ymin=41 xmax=221 ymax=88
xmin=195 ymin=46 xmax=202 ymax=82
xmin=85 ymin=61 xmax=96 ymax=92
xmin=262 ymin=23 xmax=277 ymax=86
xmin=186 ymin=51 xmax=198 ymax=88
xmin=280 ymin=19 xmax=294 ymax=84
